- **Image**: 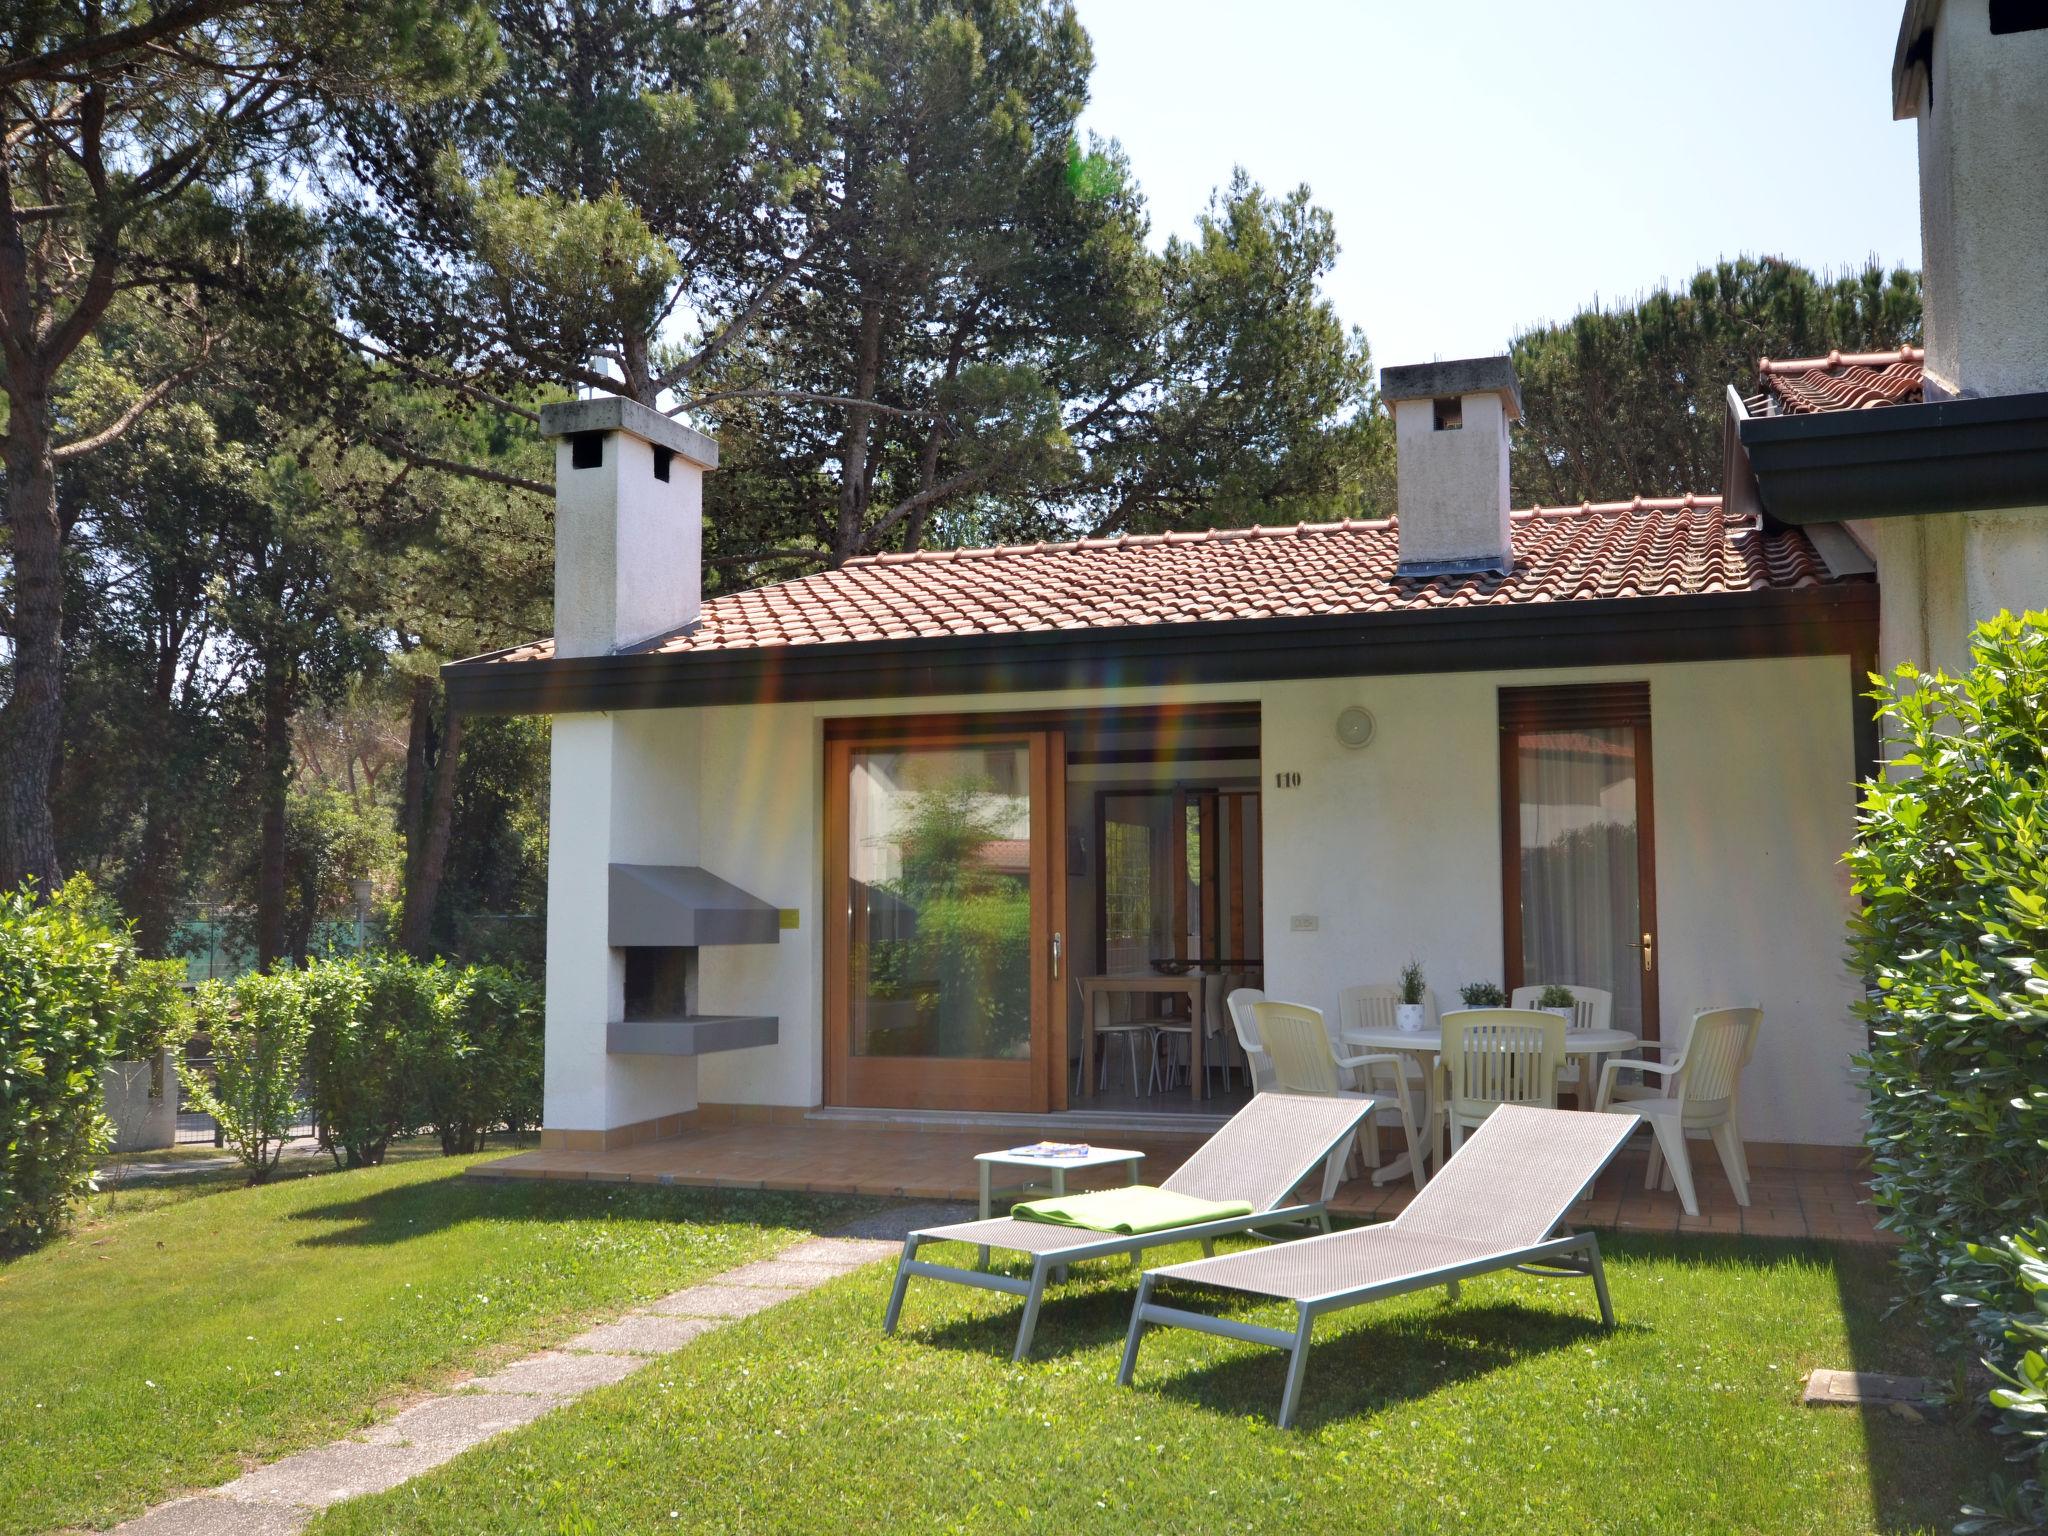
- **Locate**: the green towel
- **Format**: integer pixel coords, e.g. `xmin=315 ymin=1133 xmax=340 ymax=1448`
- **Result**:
xmin=1011 ymin=1184 xmax=1254 ymax=1235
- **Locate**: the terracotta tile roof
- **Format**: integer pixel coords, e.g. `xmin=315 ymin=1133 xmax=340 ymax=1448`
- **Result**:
xmin=1744 ymin=347 xmax=1924 ymax=417
xmin=480 ymin=495 xmax=1858 ymax=665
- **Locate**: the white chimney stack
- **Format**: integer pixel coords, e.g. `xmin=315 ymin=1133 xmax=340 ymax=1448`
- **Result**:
xmin=539 ymin=396 xmax=719 ymax=657
xmin=1894 ymin=0 xmax=2048 ymax=400
xmin=1380 ymin=356 xmax=1524 ymax=577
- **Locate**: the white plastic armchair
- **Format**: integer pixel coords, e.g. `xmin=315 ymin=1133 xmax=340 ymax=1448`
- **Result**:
xmin=1509 ymin=984 xmax=1612 ymax=1033
xmin=1253 ymin=1001 xmax=1427 ymax=1190
xmin=1438 ymin=1008 xmax=1567 ymax=1149
xmin=1596 ymin=1005 xmax=1760 ymax=1216
xmin=1226 ymin=987 xmax=1273 ymax=1091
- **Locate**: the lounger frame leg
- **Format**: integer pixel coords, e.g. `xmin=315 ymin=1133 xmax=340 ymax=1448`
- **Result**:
xmin=1013 ymin=1258 xmax=1051 ymax=1361
xmin=883 ymin=1235 xmax=919 ymax=1335
xmin=1117 ymin=1274 xmax=1155 ymax=1386
xmin=1586 ymin=1235 xmax=1615 ymax=1328
xmin=1276 ymin=1307 xmax=1316 ymax=1430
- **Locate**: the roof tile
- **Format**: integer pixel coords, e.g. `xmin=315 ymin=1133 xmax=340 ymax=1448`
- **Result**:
xmin=480 ymin=497 xmax=1859 ymax=666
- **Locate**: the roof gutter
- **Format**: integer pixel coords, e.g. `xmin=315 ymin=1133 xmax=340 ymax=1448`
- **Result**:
xmin=1733 ymin=389 xmax=2048 ymax=526
xmin=444 ymin=585 xmax=1877 ymax=717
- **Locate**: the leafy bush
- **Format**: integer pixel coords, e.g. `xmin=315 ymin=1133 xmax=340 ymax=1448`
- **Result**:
xmin=1535 ymin=983 xmax=1578 ymax=1010
xmin=1458 ymin=981 xmax=1507 ymax=1008
xmin=184 ymin=973 xmax=312 ymax=1183
xmin=297 ymin=953 xmax=541 ymax=1160
xmin=109 ymin=957 xmax=193 ymax=1062
xmin=422 ymin=964 xmax=542 ymax=1153
xmin=1951 ymin=1227 xmax=2048 ymax=1532
xmin=1846 ymin=611 xmax=2048 ymax=1528
xmin=0 ymin=878 xmax=127 ymax=1254
xmin=302 ymin=959 xmax=405 ymax=1168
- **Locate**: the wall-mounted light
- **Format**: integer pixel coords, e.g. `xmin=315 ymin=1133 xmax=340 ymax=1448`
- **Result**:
xmin=1334 ymin=705 xmax=1376 ymax=750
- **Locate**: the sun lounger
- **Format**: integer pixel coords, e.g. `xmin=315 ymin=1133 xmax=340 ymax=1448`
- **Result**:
xmin=1116 ymin=1104 xmax=1638 ymax=1427
xmin=882 ymin=1091 xmax=1381 ymax=1361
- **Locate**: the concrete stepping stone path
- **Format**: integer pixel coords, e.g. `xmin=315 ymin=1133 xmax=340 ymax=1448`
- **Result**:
xmin=109 ymin=1223 xmax=917 ymax=1535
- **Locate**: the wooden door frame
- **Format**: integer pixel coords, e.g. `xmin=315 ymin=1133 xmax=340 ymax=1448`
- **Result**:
xmin=823 ymin=726 xmax=1066 ymax=1112
xmin=1497 ymin=683 xmax=1661 ymax=1041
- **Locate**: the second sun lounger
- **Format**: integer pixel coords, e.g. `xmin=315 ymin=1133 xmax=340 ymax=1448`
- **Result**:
xmin=1116 ymin=1104 xmax=1639 ymax=1427
xmin=882 ymin=1091 xmax=1380 ymax=1361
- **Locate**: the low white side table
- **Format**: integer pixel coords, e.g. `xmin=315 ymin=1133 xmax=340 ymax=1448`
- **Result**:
xmin=973 ymin=1145 xmax=1144 ymax=1268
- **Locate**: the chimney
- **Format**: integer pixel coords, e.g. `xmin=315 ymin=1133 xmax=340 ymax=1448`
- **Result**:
xmin=1380 ymin=356 xmax=1524 ymax=577
xmin=1894 ymin=0 xmax=2048 ymax=399
xmin=539 ymin=396 xmax=719 ymax=658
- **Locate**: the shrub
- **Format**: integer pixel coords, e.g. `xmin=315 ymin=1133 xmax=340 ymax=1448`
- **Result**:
xmin=302 ymin=959 xmax=407 ymax=1168
xmin=1846 ymin=610 xmax=2048 ymax=1528
xmin=422 ymin=964 xmax=542 ymax=1153
xmin=295 ymin=953 xmax=541 ymax=1160
xmin=109 ymin=957 xmax=193 ymax=1062
xmin=1535 ymin=983 xmax=1578 ymax=1010
xmin=0 ymin=878 xmax=127 ymax=1254
xmin=1458 ymin=981 xmax=1507 ymax=1008
xmin=184 ymin=973 xmax=312 ymax=1184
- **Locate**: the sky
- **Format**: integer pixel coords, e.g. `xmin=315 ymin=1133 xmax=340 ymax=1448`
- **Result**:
xmin=1072 ymin=0 xmax=1923 ymax=372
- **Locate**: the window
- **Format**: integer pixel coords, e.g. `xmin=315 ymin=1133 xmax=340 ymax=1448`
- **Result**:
xmin=1433 ymin=396 xmax=1463 ymax=431
xmin=652 ymin=445 xmax=674 ymax=482
xmin=570 ymin=431 xmax=604 ymax=469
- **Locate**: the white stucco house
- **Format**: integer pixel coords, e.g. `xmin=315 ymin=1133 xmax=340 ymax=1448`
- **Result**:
xmin=445 ymin=0 xmax=2048 ymax=1165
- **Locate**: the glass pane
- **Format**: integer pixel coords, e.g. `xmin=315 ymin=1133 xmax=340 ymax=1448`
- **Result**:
xmin=848 ymin=743 xmax=1033 ymax=1060
xmin=1516 ymin=726 xmax=1644 ymax=1033
xmin=1102 ymin=792 xmax=1173 ymax=975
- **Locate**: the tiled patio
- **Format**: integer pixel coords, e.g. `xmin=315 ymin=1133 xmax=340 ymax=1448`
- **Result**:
xmin=471 ymin=1117 xmax=1890 ymax=1245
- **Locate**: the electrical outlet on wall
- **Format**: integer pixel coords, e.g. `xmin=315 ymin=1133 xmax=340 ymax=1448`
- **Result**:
xmin=1289 ymin=914 xmax=1319 ymax=932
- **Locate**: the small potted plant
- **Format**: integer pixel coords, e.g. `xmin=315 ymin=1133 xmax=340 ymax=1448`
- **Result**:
xmin=1396 ymin=959 xmax=1428 ymax=1032
xmin=1458 ymin=980 xmax=1507 ymax=1008
xmin=1535 ymin=983 xmax=1578 ymax=1023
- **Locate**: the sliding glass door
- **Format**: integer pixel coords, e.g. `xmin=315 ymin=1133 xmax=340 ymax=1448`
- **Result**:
xmin=825 ymin=728 xmax=1066 ymax=1111
xmin=1499 ymin=685 xmax=1659 ymax=1039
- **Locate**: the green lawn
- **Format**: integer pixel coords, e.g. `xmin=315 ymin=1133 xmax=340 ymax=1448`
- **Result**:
xmin=310 ymin=1232 xmax=1998 ymax=1536
xmin=0 ymin=1152 xmax=868 ymax=1534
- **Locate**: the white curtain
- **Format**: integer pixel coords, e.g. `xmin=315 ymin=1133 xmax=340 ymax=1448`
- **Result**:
xmin=1517 ymin=728 xmax=1642 ymax=1033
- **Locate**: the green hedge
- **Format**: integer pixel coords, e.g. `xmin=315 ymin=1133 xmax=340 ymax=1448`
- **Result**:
xmin=295 ymin=954 xmax=540 ymax=1165
xmin=0 ymin=879 xmax=128 ymax=1254
xmin=1847 ymin=611 xmax=2048 ymax=1527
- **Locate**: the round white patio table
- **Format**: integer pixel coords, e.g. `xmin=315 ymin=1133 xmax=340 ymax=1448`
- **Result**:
xmin=1340 ymin=1023 xmax=1641 ymax=1180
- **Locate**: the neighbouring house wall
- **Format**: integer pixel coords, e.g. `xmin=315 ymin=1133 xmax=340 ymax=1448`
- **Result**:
xmin=550 ymin=652 xmax=1867 ymax=1146
xmin=1852 ymin=508 xmax=2048 ymax=690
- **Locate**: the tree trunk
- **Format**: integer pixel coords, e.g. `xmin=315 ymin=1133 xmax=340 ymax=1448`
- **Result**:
xmin=399 ymin=706 xmax=463 ymax=958
xmin=255 ymin=663 xmax=294 ymax=971
xmin=834 ymin=300 xmax=885 ymax=564
xmin=0 ymin=373 xmax=64 ymax=892
xmin=399 ymin=674 xmax=432 ymax=898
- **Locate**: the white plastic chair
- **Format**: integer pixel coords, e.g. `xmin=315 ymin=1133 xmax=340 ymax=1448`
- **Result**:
xmin=1226 ymin=987 xmax=1273 ymax=1091
xmin=1438 ymin=1008 xmax=1566 ymax=1150
xmin=1509 ymin=984 xmax=1612 ymax=1033
xmin=1596 ymin=1005 xmax=1761 ymax=1217
xmin=1253 ymin=1001 xmax=1427 ymax=1190
xmin=1336 ymin=984 xmax=1433 ymax=1172
xmin=1510 ymin=985 xmax=1612 ymax=1103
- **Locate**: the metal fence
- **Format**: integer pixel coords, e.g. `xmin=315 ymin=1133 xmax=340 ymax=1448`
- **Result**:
xmin=173 ymin=1054 xmax=318 ymax=1146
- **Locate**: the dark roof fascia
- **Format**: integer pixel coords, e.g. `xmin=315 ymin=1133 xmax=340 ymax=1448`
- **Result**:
xmin=1735 ymin=389 xmax=2048 ymax=524
xmin=443 ymin=584 xmax=1877 ymax=717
